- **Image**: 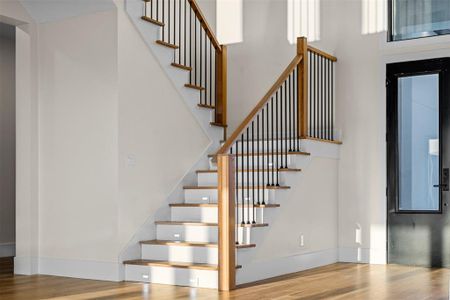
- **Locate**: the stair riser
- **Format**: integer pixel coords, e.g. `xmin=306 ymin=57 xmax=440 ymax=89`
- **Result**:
xmin=157 ymin=224 xmax=218 ymax=243
xmin=184 ymin=188 xmax=275 ymax=204
xmin=141 ymin=244 xmax=218 ymax=264
xmin=198 ymin=171 xmax=287 ymax=186
xmin=234 ymin=139 xmax=302 ymax=153
xmin=157 ymin=224 xmax=261 ymax=244
xmin=125 ymin=264 xmax=218 ymax=288
xmin=171 ymin=206 xmax=268 ymax=223
xmin=235 ymin=155 xmax=296 ymax=169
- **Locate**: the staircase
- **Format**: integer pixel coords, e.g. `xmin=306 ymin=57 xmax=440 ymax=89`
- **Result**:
xmin=124 ymin=0 xmax=339 ymax=290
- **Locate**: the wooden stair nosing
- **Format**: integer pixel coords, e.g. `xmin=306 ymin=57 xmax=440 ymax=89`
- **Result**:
xmin=208 ymin=151 xmax=310 ymax=158
xmin=169 ymin=203 xmax=280 ymax=208
xmin=156 ymin=40 xmax=179 ymax=49
xmin=141 ymin=16 xmax=164 ymax=27
xmin=183 ymin=185 xmax=290 ymax=190
xmin=197 ymin=103 xmax=216 ymax=110
xmin=155 ymin=221 xmax=269 ymax=228
xmin=171 ymin=62 xmax=192 ymax=71
xmin=140 ymin=239 xmax=256 ymax=249
xmin=184 ymin=83 xmax=205 ymax=91
xmin=210 ymin=122 xmax=227 ymax=128
xmin=123 ymin=259 xmax=242 ymax=270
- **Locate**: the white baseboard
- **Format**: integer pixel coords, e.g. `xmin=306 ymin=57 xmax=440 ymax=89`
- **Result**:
xmin=0 ymin=243 xmax=15 ymax=257
xmin=237 ymin=248 xmax=338 ymax=285
xmin=338 ymin=247 xmax=386 ymax=264
xmin=15 ymin=256 xmax=124 ymax=281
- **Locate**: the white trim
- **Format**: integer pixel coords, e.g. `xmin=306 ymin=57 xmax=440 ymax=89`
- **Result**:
xmin=300 ymin=138 xmax=341 ymax=159
xmin=37 ymin=257 xmax=123 ymax=281
xmin=237 ymin=248 xmax=338 ymax=285
xmin=338 ymin=247 xmax=386 ymax=264
xmin=14 ymin=256 xmax=38 ymax=275
xmin=0 ymin=243 xmax=15 ymax=257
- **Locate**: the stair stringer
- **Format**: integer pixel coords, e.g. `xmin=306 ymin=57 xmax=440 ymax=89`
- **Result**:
xmin=119 ymin=0 xmax=223 ymax=285
xmin=125 ymin=0 xmax=223 ymax=147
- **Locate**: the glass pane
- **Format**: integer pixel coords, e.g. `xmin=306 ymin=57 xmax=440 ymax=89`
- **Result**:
xmin=391 ymin=0 xmax=450 ymax=41
xmin=398 ymin=74 xmax=439 ymax=211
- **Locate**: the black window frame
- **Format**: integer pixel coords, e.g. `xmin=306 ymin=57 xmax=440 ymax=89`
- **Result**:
xmin=387 ymin=0 xmax=450 ymax=42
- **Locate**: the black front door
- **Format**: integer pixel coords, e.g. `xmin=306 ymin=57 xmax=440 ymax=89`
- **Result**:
xmin=387 ymin=58 xmax=450 ymax=267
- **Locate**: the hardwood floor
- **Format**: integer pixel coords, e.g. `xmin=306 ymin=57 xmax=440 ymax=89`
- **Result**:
xmin=0 ymin=263 xmax=448 ymax=299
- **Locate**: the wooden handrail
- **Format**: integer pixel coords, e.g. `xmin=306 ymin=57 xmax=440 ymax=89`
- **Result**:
xmin=188 ymin=0 xmax=222 ymax=52
xmin=307 ymin=45 xmax=337 ymax=62
xmin=215 ymin=55 xmax=303 ymax=155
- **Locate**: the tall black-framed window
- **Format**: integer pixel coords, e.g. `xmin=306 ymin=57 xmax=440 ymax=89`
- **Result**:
xmin=388 ymin=0 xmax=450 ymax=42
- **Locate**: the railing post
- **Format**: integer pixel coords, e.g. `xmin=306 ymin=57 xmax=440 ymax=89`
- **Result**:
xmin=217 ymin=154 xmax=235 ymax=291
xmin=216 ymin=46 xmax=228 ymax=130
xmin=297 ymin=37 xmax=308 ymax=138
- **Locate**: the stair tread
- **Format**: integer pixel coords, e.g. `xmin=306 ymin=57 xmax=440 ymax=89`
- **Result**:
xmin=171 ymin=62 xmax=192 ymax=71
xmin=140 ymin=239 xmax=256 ymax=249
xmin=156 ymin=40 xmax=179 ymax=49
xmin=124 ymin=259 xmax=242 ymax=270
xmin=155 ymin=221 xmax=269 ymax=227
xmin=141 ymin=16 xmax=165 ymax=26
xmin=198 ymin=104 xmax=216 ymax=109
xmin=185 ymin=83 xmax=205 ymax=90
xmin=169 ymin=203 xmax=280 ymax=208
xmin=210 ymin=122 xmax=227 ymax=128
xmin=183 ymin=185 xmax=290 ymax=190
xmin=196 ymin=168 xmax=302 ymax=173
xmin=208 ymin=151 xmax=310 ymax=158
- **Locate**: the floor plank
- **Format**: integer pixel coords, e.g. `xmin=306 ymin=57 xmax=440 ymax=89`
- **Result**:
xmin=0 ymin=263 xmax=448 ymax=299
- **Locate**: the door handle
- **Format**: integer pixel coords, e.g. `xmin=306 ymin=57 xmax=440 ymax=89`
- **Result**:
xmin=435 ymin=168 xmax=450 ymax=191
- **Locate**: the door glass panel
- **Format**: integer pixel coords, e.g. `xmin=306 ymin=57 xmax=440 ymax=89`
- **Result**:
xmin=398 ymin=74 xmax=439 ymax=211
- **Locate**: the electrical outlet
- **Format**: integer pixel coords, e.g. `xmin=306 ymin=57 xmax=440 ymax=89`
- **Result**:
xmin=174 ymin=233 xmax=181 ymax=241
xmin=141 ymin=273 xmax=149 ymax=280
xmin=299 ymin=234 xmax=305 ymax=247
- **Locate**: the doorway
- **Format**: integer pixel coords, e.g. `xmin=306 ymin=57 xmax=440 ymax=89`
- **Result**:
xmin=387 ymin=58 xmax=450 ymax=267
xmin=0 ymin=22 xmax=15 ymax=275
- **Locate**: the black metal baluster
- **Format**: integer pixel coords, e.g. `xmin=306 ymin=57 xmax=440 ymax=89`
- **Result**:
xmin=271 ymin=97 xmax=274 ymax=186
xmin=275 ymin=90 xmax=279 ymax=186
xmin=209 ymin=42 xmax=212 ymax=106
xmin=189 ymin=5 xmax=192 ymax=83
xmin=167 ymin=0 xmax=171 ymax=43
xmin=194 ymin=18 xmax=197 ymax=86
xmin=280 ymin=84 xmax=284 ymax=169
xmin=331 ymin=62 xmax=334 ymax=140
xmin=251 ymin=122 xmax=255 ymax=224
xmin=178 ymin=0 xmax=181 ymax=64
xmin=316 ymin=54 xmax=319 ymax=139
xmin=173 ymin=0 xmax=176 ymax=49
xmin=309 ymin=51 xmax=312 ymax=136
xmin=246 ymin=127 xmax=250 ymax=224
xmin=262 ymin=108 xmax=266 ymax=205
xmin=284 ymin=79 xmax=288 ymax=168
xmin=150 ymin=0 xmax=153 ymax=20
xmin=200 ymin=27 xmax=202 ymax=90
xmin=240 ymin=135 xmax=245 ymax=224
xmin=322 ymin=56 xmax=325 ymax=139
xmin=257 ymin=115 xmax=260 ymax=205
xmin=293 ymin=69 xmax=298 ymax=151
xmin=328 ymin=59 xmax=331 ymax=140
xmin=296 ymin=68 xmax=300 ymax=151
xmin=266 ymin=103 xmax=269 ymax=189
xmin=204 ymin=32 xmax=207 ymax=105
xmin=184 ymin=0 xmax=186 ymax=66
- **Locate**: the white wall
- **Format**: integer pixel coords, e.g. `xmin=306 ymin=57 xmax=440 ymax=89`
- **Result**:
xmin=226 ymin=0 xmax=338 ymax=134
xmin=9 ymin=0 xmax=211 ymax=280
xmin=0 ymin=24 xmax=16 ymax=257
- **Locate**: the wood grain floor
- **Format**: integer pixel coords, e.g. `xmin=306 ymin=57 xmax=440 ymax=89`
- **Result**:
xmin=0 ymin=263 xmax=448 ymax=299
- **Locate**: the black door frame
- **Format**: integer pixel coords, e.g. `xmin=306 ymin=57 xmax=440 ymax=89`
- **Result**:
xmin=386 ymin=57 xmax=450 ymax=266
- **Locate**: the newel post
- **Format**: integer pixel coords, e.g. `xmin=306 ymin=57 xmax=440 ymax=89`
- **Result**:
xmin=216 ymin=45 xmax=228 ymax=129
xmin=297 ymin=37 xmax=308 ymax=138
xmin=217 ymin=154 xmax=236 ymax=291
